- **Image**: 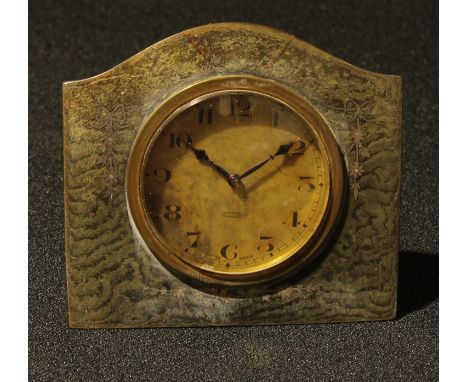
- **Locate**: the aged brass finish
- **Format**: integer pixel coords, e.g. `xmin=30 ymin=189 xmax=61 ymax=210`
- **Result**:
xmin=126 ymin=75 xmax=344 ymax=287
xmin=63 ymin=23 xmax=401 ymax=328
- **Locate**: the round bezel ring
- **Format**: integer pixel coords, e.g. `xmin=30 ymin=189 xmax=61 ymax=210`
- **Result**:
xmin=126 ymin=75 xmax=345 ymax=288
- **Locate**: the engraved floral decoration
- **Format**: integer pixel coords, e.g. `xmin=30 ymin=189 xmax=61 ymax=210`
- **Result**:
xmin=140 ymin=100 xmax=160 ymax=120
xmin=343 ymin=99 xmax=374 ymax=199
xmin=183 ymin=32 xmax=219 ymax=68
xmin=94 ymin=104 xmax=129 ymax=204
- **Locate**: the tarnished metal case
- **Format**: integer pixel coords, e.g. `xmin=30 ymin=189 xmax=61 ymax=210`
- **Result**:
xmin=63 ymin=23 xmax=401 ymax=328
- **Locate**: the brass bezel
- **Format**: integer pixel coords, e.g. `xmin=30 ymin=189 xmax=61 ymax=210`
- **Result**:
xmin=126 ymin=75 xmax=344 ymax=287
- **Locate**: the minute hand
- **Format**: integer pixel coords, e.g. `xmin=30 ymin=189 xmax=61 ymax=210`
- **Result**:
xmin=239 ymin=139 xmax=302 ymax=180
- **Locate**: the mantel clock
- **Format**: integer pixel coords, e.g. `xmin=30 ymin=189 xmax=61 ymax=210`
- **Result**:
xmin=63 ymin=23 xmax=401 ymax=327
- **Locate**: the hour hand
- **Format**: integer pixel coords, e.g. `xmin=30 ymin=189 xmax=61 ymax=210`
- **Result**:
xmin=240 ymin=138 xmax=304 ymax=180
xmin=184 ymin=141 xmax=232 ymax=183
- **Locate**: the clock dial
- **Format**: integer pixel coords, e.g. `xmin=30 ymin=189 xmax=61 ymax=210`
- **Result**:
xmin=140 ymin=92 xmax=331 ymax=275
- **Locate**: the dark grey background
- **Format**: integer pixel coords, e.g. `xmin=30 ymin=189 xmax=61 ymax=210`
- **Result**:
xmin=29 ymin=0 xmax=438 ymax=381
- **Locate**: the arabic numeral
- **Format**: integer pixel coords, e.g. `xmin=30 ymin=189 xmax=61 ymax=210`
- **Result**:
xmin=169 ymin=133 xmax=192 ymax=148
xmin=163 ymin=204 xmax=181 ymax=220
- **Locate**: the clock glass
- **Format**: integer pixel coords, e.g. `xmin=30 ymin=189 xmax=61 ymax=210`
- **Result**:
xmin=127 ymin=77 xmax=343 ymax=287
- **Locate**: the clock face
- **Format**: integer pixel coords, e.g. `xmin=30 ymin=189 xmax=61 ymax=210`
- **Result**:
xmin=139 ymin=91 xmax=333 ymax=278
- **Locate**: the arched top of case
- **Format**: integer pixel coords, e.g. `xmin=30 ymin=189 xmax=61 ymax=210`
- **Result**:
xmin=63 ymin=22 xmax=401 ymax=87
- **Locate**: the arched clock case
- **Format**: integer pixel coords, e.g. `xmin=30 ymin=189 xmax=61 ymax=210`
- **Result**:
xmin=63 ymin=23 xmax=401 ymax=328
